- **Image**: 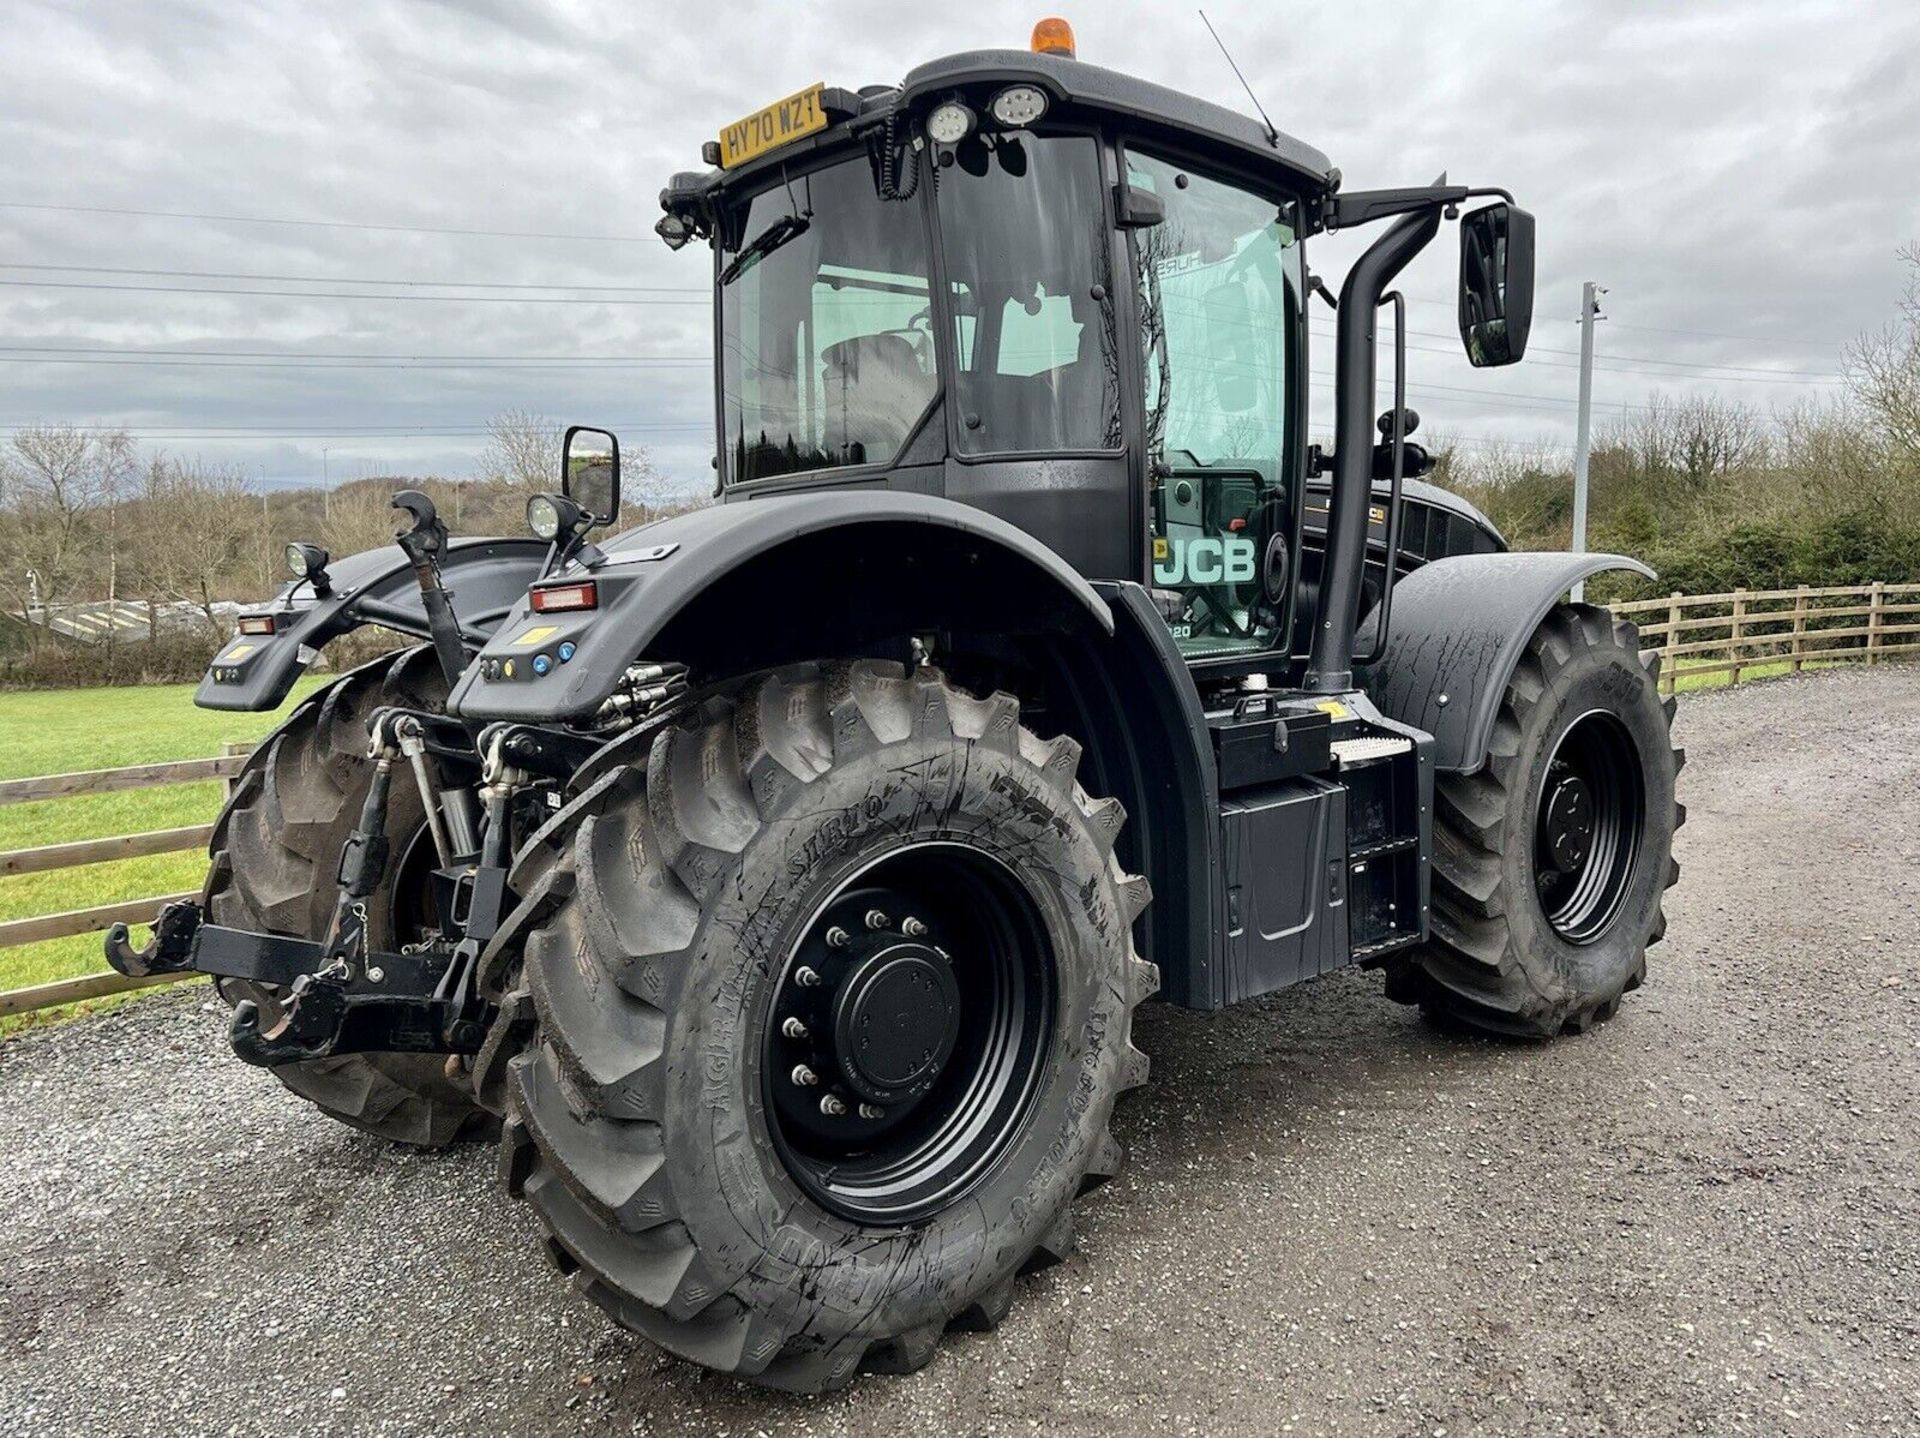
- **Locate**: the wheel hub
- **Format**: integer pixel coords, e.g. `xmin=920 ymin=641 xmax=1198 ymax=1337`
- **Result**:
xmin=1543 ymin=772 xmax=1594 ymax=873
xmin=833 ymin=945 xmax=960 ymax=1104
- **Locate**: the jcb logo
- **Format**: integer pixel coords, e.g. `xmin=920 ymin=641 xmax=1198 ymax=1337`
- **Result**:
xmin=1154 ymin=534 xmax=1256 ymax=586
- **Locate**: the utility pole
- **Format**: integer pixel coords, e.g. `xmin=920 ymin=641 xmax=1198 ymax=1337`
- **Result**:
xmin=322 ymin=448 xmax=332 ymax=523
xmin=1570 ymin=281 xmax=1605 ymax=601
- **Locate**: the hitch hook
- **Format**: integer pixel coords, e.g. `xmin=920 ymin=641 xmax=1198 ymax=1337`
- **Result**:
xmin=104 ymin=900 xmax=204 ymax=978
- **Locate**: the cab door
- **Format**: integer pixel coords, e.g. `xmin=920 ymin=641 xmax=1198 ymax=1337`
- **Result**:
xmin=1124 ymin=148 xmax=1305 ymax=666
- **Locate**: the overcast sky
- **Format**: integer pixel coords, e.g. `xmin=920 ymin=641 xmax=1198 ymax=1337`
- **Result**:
xmin=3 ymin=0 xmax=1916 ymax=496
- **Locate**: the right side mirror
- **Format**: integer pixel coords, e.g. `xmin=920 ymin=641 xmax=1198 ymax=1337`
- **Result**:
xmin=562 ymin=425 xmax=620 ymax=527
xmin=1458 ymin=203 xmax=1535 ymax=367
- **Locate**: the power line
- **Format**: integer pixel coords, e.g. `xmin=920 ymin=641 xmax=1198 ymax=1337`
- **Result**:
xmin=0 ymin=345 xmax=706 ymax=361
xmin=0 ymin=262 xmax=699 ymax=294
xmin=0 ymin=200 xmax=645 ymax=243
xmin=0 ymin=278 xmax=706 ymax=305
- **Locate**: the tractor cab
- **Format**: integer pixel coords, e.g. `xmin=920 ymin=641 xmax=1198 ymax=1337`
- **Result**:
xmin=658 ymin=31 xmax=1524 ymax=684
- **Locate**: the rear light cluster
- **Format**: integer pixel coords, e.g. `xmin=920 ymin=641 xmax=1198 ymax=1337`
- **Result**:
xmin=236 ymin=613 xmax=279 ymax=636
xmin=530 ymin=580 xmax=598 ymax=614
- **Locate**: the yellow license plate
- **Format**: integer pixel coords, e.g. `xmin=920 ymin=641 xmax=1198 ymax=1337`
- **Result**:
xmin=719 ymin=83 xmax=828 ymax=169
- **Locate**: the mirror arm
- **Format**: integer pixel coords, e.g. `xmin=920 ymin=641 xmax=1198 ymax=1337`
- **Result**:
xmin=1327 ymin=184 xmax=1468 ymax=231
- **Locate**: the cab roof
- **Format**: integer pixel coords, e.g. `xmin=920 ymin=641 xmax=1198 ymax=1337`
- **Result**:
xmin=662 ymin=48 xmax=1336 ymax=217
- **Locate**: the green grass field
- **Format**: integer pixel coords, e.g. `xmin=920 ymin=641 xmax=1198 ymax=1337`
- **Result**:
xmin=0 ymin=678 xmax=324 ymax=1033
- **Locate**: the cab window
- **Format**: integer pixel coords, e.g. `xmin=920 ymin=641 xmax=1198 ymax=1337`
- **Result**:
xmin=1128 ymin=151 xmax=1301 ymax=659
xmin=935 ymin=133 xmax=1120 ymax=455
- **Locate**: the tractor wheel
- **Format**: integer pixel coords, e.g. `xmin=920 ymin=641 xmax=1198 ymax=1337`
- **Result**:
xmin=206 ymin=645 xmax=496 ymax=1147
xmin=485 ymin=661 xmax=1155 ymax=1392
xmin=1398 ymin=604 xmax=1684 ymax=1037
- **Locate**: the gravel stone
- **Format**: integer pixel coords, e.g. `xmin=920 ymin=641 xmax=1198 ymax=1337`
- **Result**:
xmin=2 ymin=666 xmax=1917 ymax=1435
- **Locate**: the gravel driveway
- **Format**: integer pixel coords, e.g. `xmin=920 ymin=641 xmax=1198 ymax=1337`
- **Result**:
xmin=4 ymin=667 xmax=1917 ymax=1437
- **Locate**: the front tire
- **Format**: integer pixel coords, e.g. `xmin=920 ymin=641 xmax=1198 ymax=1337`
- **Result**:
xmin=1398 ymin=604 xmax=1683 ymax=1037
xmin=489 ymin=661 xmax=1155 ymax=1391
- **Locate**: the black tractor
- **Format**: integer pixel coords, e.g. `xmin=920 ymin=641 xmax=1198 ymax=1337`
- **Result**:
xmin=111 ymin=22 xmax=1681 ymax=1393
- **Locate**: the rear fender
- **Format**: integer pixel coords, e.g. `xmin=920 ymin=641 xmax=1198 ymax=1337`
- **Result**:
xmin=448 ymin=492 xmax=1114 ymax=722
xmin=196 ymin=537 xmax=551 ymax=712
xmin=1358 ymin=552 xmax=1656 ymax=772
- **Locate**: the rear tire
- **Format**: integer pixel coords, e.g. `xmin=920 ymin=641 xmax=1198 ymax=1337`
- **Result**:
xmin=206 ymin=646 xmax=496 ymax=1147
xmin=1397 ymin=604 xmax=1683 ymax=1037
xmin=487 ymin=661 xmax=1156 ymax=1391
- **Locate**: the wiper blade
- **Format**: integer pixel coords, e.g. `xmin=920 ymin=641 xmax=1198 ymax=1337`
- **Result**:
xmin=720 ymin=213 xmax=810 ymax=285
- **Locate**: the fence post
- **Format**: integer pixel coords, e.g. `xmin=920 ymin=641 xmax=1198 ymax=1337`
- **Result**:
xmin=1729 ymin=587 xmax=1748 ymax=686
xmin=1663 ymin=591 xmax=1682 ymax=695
xmin=222 ymin=740 xmax=249 ymax=802
xmin=1868 ymin=580 xmax=1885 ymax=666
xmin=1790 ymin=584 xmax=1809 ymax=675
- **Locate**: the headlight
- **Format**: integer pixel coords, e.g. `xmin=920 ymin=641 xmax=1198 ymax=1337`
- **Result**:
xmin=285 ymin=542 xmax=327 ymax=578
xmin=925 ymin=100 xmax=976 ymax=146
xmin=526 ymin=494 xmax=563 ymax=541
xmin=989 ymin=85 xmax=1048 ymax=128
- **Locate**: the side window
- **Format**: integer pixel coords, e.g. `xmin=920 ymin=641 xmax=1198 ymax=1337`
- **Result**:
xmin=1128 ymin=151 xmax=1301 ymax=659
xmin=934 ymin=134 xmax=1121 ymax=454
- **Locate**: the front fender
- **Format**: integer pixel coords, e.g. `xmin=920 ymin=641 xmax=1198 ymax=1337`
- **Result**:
xmin=1358 ymin=552 xmax=1655 ymax=772
xmin=449 ymin=492 xmax=1114 ymax=722
xmin=196 ymin=537 xmax=551 ymax=712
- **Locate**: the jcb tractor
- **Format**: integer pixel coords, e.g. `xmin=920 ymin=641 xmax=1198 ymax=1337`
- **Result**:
xmin=109 ymin=21 xmax=1681 ymax=1392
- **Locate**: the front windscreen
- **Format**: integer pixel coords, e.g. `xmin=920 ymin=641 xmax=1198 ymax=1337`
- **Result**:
xmin=721 ymin=157 xmax=938 ymax=483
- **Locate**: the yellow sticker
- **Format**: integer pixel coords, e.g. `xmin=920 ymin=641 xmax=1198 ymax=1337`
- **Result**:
xmin=512 ymin=625 xmax=560 ymax=648
xmin=1153 ymin=536 xmax=1169 ymax=560
xmin=221 ymin=644 xmax=254 ymax=662
xmin=1315 ymin=700 xmax=1349 ymax=718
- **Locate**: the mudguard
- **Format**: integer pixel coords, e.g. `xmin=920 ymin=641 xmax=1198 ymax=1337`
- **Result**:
xmin=1358 ymin=551 xmax=1656 ymax=773
xmin=449 ymin=491 xmax=1114 ymax=722
xmin=196 ymin=537 xmax=550 ymax=712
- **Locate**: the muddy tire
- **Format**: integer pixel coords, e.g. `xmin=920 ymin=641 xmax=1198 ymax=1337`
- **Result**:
xmin=206 ymin=646 xmax=496 ymax=1147
xmin=485 ymin=661 xmax=1156 ymax=1392
xmin=1396 ymin=604 xmax=1684 ymax=1037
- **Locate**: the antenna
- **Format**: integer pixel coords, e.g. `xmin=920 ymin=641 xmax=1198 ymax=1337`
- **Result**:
xmin=1198 ymin=9 xmax=1279 ymax=147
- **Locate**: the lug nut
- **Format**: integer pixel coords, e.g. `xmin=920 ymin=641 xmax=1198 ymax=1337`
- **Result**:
xmin=825 ymin=926 xmax=851 ymax=949
xmin=858 ymin=1103 xmax=886 ymax=1120
xmin=781 ymin=1016 xmax=809 ymax=1040
xmin=865 ymin=909 xmax=890 ymax=930
xmin=794 ymin=966 xmax=822 ymax=988
xmin=902 ymin=916 xmax=928 ymax=937
xmin=791 ymin=1064 xmax=819 ymax=1087
xmin=819 ymin=1094 xmax=848 ymax=1117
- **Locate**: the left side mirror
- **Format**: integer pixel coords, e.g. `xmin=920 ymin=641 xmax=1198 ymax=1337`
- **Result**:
xmin=562 ymin=425 xmax=620 ymax=527
xmin=1458 ymin=203 xmax=1535 ymax=367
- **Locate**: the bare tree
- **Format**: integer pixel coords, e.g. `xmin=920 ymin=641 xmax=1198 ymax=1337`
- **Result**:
xmin=478 ymin=409 xmax=561 ymax=492
xmin=141 ymin=454 xmax=257 ymax=638
xmin=1845 ymin=241 xmax=1920 ymax=461
xmin=0 ymin=425 xmax=135 ymax=647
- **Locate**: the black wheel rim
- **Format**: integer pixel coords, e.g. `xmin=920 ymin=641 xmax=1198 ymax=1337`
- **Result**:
xmin=1532 ymin=708 xmax=1646 ymax=944
xmin=762 ymin=844 xmax=1057 ymax=1226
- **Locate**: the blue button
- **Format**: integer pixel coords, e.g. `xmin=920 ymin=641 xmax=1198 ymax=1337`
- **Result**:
xmin=558 ymin=641 xmax=576 ymax=662
xmin=532 ymin=654 xmax=553 ymax=676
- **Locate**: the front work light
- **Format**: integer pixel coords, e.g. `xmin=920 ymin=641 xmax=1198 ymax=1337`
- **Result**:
xmin=285 ymin=542 xmax=332 ymax=595
xmin=925 ymin=100 xmax=976 ymax=145
xmin=1030 ymin=17 xmax=1076 ymax=57
xmin=989 ymin=85 xmax=1048 ymax=127
xmin=527 ymin=491 xmax=585 ymax=543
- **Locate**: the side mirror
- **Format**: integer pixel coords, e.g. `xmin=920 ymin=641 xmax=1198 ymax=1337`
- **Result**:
xmin=562 ymin=425 xmax=620 ymax=527
xmin=1458 ymin=203 xmax=1535 ymax=367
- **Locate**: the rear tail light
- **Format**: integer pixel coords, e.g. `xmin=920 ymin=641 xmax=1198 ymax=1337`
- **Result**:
xmin=237 ymin=613 xmax=278 ymax=636
xmin=530 ymin=580 xmax=598 ymax=614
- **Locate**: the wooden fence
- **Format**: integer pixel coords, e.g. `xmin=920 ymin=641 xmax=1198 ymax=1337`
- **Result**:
xmin=1612 ymin=581 xmax=1920 ymax=693
xmin=0 ymin=742 xmax=251 ymax=1018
